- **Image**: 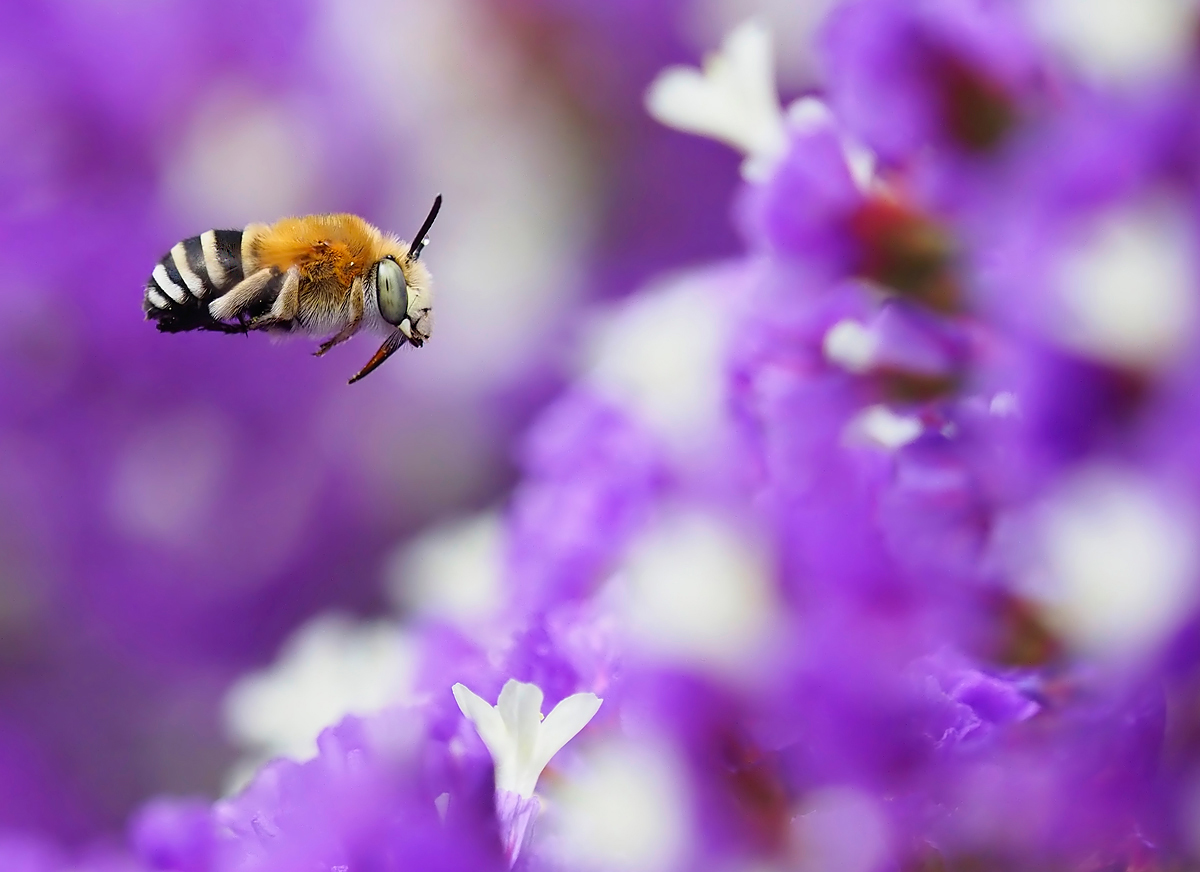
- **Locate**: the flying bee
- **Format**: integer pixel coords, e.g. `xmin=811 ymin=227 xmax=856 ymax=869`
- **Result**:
xmin=144 ymin=196 xmax=443 ymax=383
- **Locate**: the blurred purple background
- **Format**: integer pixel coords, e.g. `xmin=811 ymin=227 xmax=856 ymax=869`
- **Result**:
xmin=0 ymin=0 xmax=786 ymax=841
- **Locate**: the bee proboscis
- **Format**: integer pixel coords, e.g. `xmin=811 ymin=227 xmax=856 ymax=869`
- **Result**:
xmin=144 ymin=196 xmax=443 ymax=383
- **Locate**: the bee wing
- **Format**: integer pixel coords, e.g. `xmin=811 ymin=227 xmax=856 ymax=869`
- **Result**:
xmin=347 ymin=329 xmax=408 ymax=384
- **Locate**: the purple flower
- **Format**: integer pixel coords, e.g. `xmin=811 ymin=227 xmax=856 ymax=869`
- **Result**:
xmin=736 ymin=103 xmax=869 ymax=270
xmin=821 ymin=0 xmax=1045 ymax=160
xmin=129 ymin=798 xmax=212 ymax=872
xmin=207 ymin=715 xmax=504 ymax=872
xmin=506 ymin=390 xmax=667 ymax=612
xmin=914 ymin=649 xmax=1040 ymax=749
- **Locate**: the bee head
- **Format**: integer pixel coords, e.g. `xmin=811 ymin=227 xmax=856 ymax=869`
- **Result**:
xmin=370 ymin=195 xmax=441 ymax=345
xmin=349 ymin=196 xmax=443 ymax=384
xmin=372 ymin=256 xmax=433 ymax=345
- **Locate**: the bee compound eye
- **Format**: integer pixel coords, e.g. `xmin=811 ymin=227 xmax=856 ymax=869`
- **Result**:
xmin=376 ymin=258 xmax=409 ymax=326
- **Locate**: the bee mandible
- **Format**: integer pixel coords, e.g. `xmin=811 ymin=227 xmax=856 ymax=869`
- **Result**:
xmin=144 ymin=196 xmax=443 ymax=383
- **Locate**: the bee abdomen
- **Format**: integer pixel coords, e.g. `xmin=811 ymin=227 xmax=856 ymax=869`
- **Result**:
xmin=144 ymin=230 xmax=246 ymax=332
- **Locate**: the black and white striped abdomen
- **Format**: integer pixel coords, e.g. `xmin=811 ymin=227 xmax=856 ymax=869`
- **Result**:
xmin=144 ymin=230 xmax=245 ymax=332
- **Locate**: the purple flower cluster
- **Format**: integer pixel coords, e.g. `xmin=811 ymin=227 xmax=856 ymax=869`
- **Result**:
xmin=12 ymin=0 xmax=1200 ymax=871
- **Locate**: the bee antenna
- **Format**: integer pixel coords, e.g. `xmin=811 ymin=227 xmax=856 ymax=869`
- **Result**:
xmin=407 ymin=194 xmax=443 ymax=262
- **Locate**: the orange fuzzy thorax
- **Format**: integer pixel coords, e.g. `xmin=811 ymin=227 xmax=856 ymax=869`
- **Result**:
xmin=248 ymin=214 xmax=408 ymax=285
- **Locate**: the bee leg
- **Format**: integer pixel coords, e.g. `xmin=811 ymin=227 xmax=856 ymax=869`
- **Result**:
xmin=314 ymin=324 xmax=359 ymax=357
xmin=315 ymin=279 xmax=364 ymax=357
xmin=242 ymin=266 xmax=304 ymax=333
xmin=269 ymin=268 xmax=301 ymax=321
xmin=245 ymin=316 xmax=286 ymax=332
xmin=209 ymin=269 xmax=278 ymax=324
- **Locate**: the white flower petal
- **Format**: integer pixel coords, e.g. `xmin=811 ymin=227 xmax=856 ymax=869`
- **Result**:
xmin=495 ymin=679 xmax=536 ymax=730
xmin=582 ymin=268 xmax=733 ymax=461
xmin=222 ymin=615 xmax=415 ymax=787
xmin=456 ymin=679 xmax=600 ymax=800
xmin=823 ymin=320 xmax=877 ymax=374
xmin=724 ymin=19 xmax=779 ymax=126
xmin=1053 ymin=199 xmax=1197 ymax=371
xmin=845 ymin=405 xmax=924 ymax=450
xmin=843 ymin=141 xmax=877 ymax=193
xmin=497 ymin=680 xmax=545 ymax=795
xmin=531 ymin=692 xmax=604 ymax=781
xmin=622 ymin=510 xmax=778 ymax=678
xmin=544 ymin=738 xmax=691 ymax=872
xmin=387 ymin=511 xmax=504 ymax=630
xmin=792 ymin=787 xmax=892 ymax=872
xmin=784 ymin=95 xmax=834 ymax=130
xmin=645 ymin=19 xmax=785 ymax=175
xmin=647 ymin=67 xmax=728 ymax=138
xmin=1022 ymin=466 xmax=1200 ymax=661
xmin=453 ymin=683 xmax=511 ymax=766
xmin=1031 ymin=0 xmax=1199 ymax=85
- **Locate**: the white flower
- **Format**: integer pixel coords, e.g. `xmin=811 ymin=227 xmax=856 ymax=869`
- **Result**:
xmin=452 ymin=679 xmax=602 ymax=799
xmin=792 ymin=786 xmax=892 ymax=872
xmin=645 ymin=19 xmax=786 ymax=179
xmin=823 ymin=320 xmax=878 ymax=374
xmin=646 ymin=22 xmax=876 ymax=186
xmin=582 ymin=267 xmax=734 ymax=461
xmin=845 ymin=405 xmax=924 ymax=450
xmin=386 ymin=510 xmax=504 ymax=631
xmin=1052 ymin=199 xmax=1197 ymax=372
xmin=222 ymin=614 xmax=416 ymax=791
xmin=1031 ymin=0 xmax=1200 ymax=85
xmin=1021 ymin=465 xmax=1199 ymax=661
xmin=620 ymin=509 xmax=778 ymax=678
xmin=543 ymin=738 xmax=691 ymax=872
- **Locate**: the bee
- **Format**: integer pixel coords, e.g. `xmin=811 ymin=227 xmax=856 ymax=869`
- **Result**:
xmin=144 ymin=196 xmax=443 ymax=383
